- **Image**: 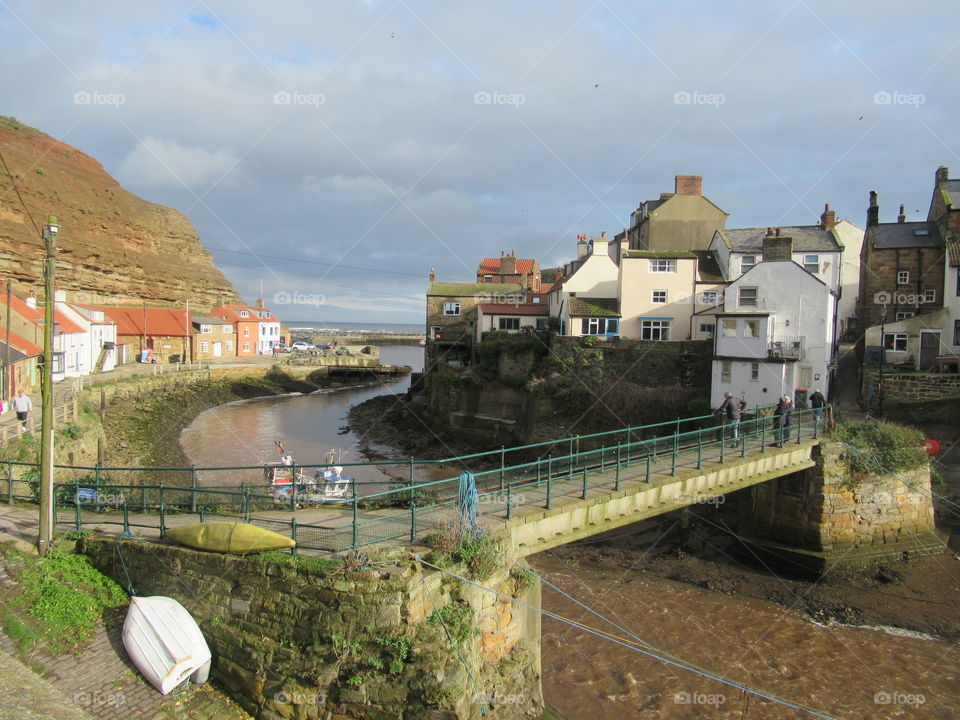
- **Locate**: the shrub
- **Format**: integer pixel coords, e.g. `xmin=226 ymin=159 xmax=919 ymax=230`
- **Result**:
xmin=830 ymin=420 xmax=927 ymax=476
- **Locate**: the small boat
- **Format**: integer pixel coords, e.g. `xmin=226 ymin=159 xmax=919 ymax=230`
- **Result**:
xmin=418 ymin=336 xmax=427 ymax=346
xmin=266 ymin=444 xmax=354 ymax=506
xmin=167 ymin=521 xmax=295 ymax=554
xmin=123 ymin=595 xmax=212 ymax=695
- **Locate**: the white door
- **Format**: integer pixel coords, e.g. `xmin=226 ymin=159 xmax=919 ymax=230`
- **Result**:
xmin=213 ymin=342 xmax=222 ymax=357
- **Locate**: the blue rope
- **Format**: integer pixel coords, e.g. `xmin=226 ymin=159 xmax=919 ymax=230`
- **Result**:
xmin=415 ymin=555 xmax=844 ymax=720
xmin=457 ymin=471 xmax=480 ymax=536
xmin=114 ymin=537 xmax=137 ymax=597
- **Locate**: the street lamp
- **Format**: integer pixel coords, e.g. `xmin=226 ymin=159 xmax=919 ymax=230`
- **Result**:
xmin=38 ymin=215 xmax=57 ymax=557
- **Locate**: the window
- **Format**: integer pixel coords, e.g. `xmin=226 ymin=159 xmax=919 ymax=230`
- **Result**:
xmin=720 ymin=361 xmax=731 ymax=383
xmin=582 ymin=318 xmax=602 ymax=335
xmin=954 ymin=320 xmax=960 ymax=346
xmin=738 ymin=287 xmax=758 ymax=307
xmin=223 ymin=325 xmax=233 ymax=334
xmin=649 ymin=259 xmax=676 ymax=273
xmin=744 ymin=319 xmax=760 ymax=338
xmin=700 ymin=291 xmax=718 ymax=305
xmin=498 ymin=317 xmax=520 ymax=330
xmin=200 ymin=324 xmax=212 ymax=334
xmin=199 ymin=341 xmax=209 ymax=353
xmin=699 ymin=323 xmax=714 ymax=334
xmin=535 ymin=318 xmax=548 ymax=330
xmin=803 ymin=255 xmax=819 ymax=274
xmin=897 ymin=271 xmax=909 ymax=284
xmin=225 ymin=341 xmax=233 ymax=351
xmin=751 ymin=363 xmax=759 ymax=381
xmin=882 ymin=333 xmax=907 ymax=351
xmin=243 ymin=327 xmax=250 ymax=337
xmin=640 ymin=319 xmax=670 ymax=340
xmin=895 ymin=312 xmax=914 ymax=321
xmin=721 ymin=318 xmax=737 ymax=337
xmin=740 ymin=255 xmax=756 ymax=273
xmin=652 ymin=290 xmax=667 ymax=303
xmin=238 ymin=310 xmax=249 ymax=317
xmin=242 ymin=341 xmax=250 ymax=352
xmin=923 ymin=289 xmax=936 ymax=303
xmin=443 ymin=301 xmax=461 ymax=316
xmin=532 ymin=296 xmax=541 ymax=303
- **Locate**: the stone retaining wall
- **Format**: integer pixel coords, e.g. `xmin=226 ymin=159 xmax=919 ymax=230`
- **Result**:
xmin=80 ymin=538 xmax=542 ymax=720
xmin=863 ymin=369 xmax=960 ymax=410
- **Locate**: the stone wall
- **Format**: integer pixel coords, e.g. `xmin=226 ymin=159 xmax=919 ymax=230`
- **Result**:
xmin=80 ymin=538 xmax=542 ymax=720
xmin=862 ymin=369 xmax=960 ymax=410
xmin=749 ymin=442 xmax=937 ymax=559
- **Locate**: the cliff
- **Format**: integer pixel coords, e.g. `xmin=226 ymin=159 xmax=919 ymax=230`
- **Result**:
xmin=0 ymin=116 xmax=241 ymax=310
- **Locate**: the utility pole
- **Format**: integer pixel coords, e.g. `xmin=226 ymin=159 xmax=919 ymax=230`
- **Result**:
xmin=877 ymin=304 xmax=886 ymax=419
xmin=38 ymin=216 xmax=58 ymax=557
xmin=3 ymin=279 xmax=10 ymax=406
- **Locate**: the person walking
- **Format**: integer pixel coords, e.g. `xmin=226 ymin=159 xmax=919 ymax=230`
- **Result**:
xmin=809 ymin=388 xmax=826 ymax=428
xmin=781 ymin=395 xmax=795 ymax=444
xmin=772 ymin=396 xmax=789 ymax=446
xmin=717 ymin=392 xmax=746 ymax=447
xmin=12 ymin=390 xmax=32 ymax=432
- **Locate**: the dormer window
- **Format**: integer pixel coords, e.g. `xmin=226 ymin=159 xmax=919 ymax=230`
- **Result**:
xmin=238 ymin=310 xmax=249 ymax=318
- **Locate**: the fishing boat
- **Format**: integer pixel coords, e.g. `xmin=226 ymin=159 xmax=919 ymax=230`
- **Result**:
xmin=123 ymin=595 xmax=211 ymax=695
xmin=265 ymin=443 xmax=354 ymax=505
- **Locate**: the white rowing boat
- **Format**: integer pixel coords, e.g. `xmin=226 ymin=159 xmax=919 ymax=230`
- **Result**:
xmin=123 ymin=595 xmax=212 ymax=694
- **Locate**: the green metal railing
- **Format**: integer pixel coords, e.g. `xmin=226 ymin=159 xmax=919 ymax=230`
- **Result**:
xmin=5 ymin=405 xmax=822 ymax=553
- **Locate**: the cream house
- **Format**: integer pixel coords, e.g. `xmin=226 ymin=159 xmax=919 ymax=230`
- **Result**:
xmin=618 ymin=251 xmax=698 ymax=341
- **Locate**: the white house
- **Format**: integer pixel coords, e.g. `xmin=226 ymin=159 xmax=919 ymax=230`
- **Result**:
xmin=475 ymin=303 xmax=549 ymax=341
xmin=711 ymin=236 xmax=836 ymax=409
xmin=60 ymin=300 xmax=118 ymax=373
xmin=550 ymin=235 xmax=620 ymax=337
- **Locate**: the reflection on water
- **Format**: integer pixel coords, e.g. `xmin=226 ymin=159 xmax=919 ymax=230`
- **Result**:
xmin=179 ymin=346 xmax=423 ymax=488
xmin=532 ymin=552 xmax=958 ymax=720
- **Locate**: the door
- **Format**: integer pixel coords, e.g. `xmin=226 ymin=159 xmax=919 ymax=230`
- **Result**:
xmin=799 ymin=366 xmax=813 ymax=388
xmin=919 ymin=331 xmax=940 ymax=370
xmin=213 ymin=342 xmax=222 ymax=357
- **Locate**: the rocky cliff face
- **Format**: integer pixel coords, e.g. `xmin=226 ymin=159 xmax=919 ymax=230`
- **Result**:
xmin=0 ymin=116 xmax=241 ymax=310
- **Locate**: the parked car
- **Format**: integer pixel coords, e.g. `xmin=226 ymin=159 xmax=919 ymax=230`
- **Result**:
xmin=290 ymin=342 xmax=315 ymax=351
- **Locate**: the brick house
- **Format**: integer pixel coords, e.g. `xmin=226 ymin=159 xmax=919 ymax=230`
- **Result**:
xmin=210 ymin=302 xmax=281 ymax=356
xmin=476 ymin=253 xmax=541 ymax=291
xmin=191 ymin=316 xmax=236 ymax=359
xmin=95 ymin=306 xmax=193 ymax=363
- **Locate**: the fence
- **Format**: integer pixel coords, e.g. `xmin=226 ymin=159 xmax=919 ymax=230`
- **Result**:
xmin=0 ymin=398 xmax=78 ymax=444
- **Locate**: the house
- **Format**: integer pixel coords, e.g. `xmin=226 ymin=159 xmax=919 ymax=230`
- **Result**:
xmin=0 ymin=328 xmax=41 ymax=404
xmin=192 ymin=316 xmax=236 ymax=359
xmin=548 ymin=235 xmax=620 ymax=336
xmin=711 ymin=234 xmax=836 ymax=409
xmin=617 ymin=250 xmax=699 ymax=341
xmin=475 ymin=303 xmax=549 ymax=341
xmin=562 ymin=297 xmax=620 ymax=338
xmin=622 ymin=175 xmax=728 ymax=253
xmin=0 ymin=292 xmax=88 ymax=381
xmin=210 ymin=301 xmax=281 ymax=355
xmin=857 ymin=167 xmax=955 ymax=333
xmin=95 ymin=306 xmax=193 ymax=363
xmin=476 ymin=252 xmax=541 ymax=291
xmin=59 ymin=297 xmax=118 ymax=373
xmin=690 ymin=250 xmax=727 ymax=340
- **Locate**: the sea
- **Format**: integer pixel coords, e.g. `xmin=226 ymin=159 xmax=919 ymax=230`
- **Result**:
xmin=281 ymin=320 xmax=422 ymax=335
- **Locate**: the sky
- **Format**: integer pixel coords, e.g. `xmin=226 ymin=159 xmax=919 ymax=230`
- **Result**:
xmin=1 ymin=1 xmax=958 ymax=323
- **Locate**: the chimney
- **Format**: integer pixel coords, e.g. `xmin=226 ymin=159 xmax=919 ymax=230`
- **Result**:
xmin=256 ymin=297 xmax=265 ymax=308
xmin=867 ymin=190 xmax=879 ymax=228
xmin=762 ymin=234 xmax=793 ymax=263
xmin=820 ymin=203 xmax=836 ymax=230
xmin=675 ymin=174 xmax=702 ymax=196
xmin=428 ymin=267 xmax=436 ymax=282
xmin=936 ymin=166 xmax=949 ymax=184
xmin=26 ymin=290 xmax=37 ymax=310
xmin=54 ymin=284 xmax=66 ymax=303
xmin=577 ymin=235 xmax=589 ymax=259
xmin=501 ymin=254 xmax=517 ymax=275
xmin=897 ymin=204 xmax=906 ymax=223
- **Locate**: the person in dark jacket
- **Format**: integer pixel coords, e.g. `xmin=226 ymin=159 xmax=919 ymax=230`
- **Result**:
xmin=773 ymin=396 xmax=790 ymax=446
xmin=809 ymin=388 xmax=826 ymax=427
xmin=717 ymin=392 xmax=747 ymax=446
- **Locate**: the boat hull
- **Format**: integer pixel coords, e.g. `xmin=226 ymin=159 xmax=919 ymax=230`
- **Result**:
xmin=167 ymin=521 xmax=295 ymax=554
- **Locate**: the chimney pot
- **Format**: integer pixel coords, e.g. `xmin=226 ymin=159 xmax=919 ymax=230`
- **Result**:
xmin=897 ymin=204 xmax=906 ymax=224
xmin=867 ymin=191 xmax=880 ymax=227
xmin=936 ymin=166 xmax=949 ymax=184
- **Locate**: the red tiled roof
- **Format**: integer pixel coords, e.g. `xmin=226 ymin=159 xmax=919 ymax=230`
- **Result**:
xmin=212 ymin=304 xmax=276 ymax=322
xmin=478 ymin=303 xmax=549 ymax=316
xmin=3 ymin=295 xmax=85 ymax=334
xmin=478 ymin=257 xmax=538 ymax=275
xmin=0 ymin=328 xmax=42 ymax=356
xmin=93 ymin=307 xmax=192 ymax=336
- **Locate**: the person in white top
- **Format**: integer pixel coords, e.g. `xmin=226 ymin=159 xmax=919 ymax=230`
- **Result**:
xmin=12 ymin=390 xmax=32 ymax=431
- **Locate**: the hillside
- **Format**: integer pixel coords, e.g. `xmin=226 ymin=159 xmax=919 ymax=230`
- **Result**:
xmin=0 ymin=116 xmax=241 ymax=310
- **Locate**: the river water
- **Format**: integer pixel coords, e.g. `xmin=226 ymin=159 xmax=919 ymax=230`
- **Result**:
xmin=179 ymin=346 xmax=423 ymax=487
xmin=531 ymin=551 xmax=958 ymax=719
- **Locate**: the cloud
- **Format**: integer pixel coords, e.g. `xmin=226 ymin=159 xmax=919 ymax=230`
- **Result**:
xmin=119 ymin=136 xmax=243 ymax=191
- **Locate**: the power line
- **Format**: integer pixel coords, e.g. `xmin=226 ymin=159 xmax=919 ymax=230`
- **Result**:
xmin=205 ymin=245 xmax=428 ymax=278
xmin=0 ymin=148 xmax=42 ymax=235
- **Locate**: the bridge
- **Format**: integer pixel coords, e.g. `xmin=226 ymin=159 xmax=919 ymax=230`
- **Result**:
xmin=1 ymin=407 xmax=824 ymax=554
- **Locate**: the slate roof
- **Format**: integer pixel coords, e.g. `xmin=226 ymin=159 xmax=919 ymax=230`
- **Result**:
xmin=692 ymin=250 xmax=725 ymax=283
xmin=192 ymin=315 xmax=232 ymax=326
xmin=567 ymin=297 xmax=620 ymax=317
xmin=478 ymin=303 xmax=548 ymax=316
xmin=871 ymin=221 xmax=942 ymax=249
xmin=623 ymin=250 xmax=697 ymax=259
xmin=95 ymin=307 xmax=193 ymax=336
xmin=477 ymin=257 xmax=538 ymax=274
xmin=722 ymin=226 xmax=842 ymax=253
xmin=428 ymin=282 xmax=524 ymax=297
